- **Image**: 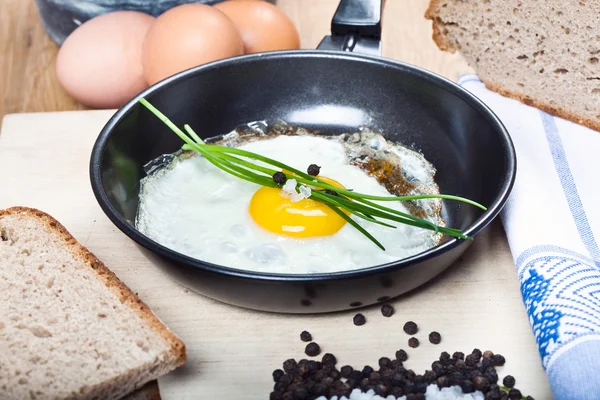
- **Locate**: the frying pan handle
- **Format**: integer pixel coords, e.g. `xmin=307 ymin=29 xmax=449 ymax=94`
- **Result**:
xmin=316 ymin=0 xmax=383 ymax=56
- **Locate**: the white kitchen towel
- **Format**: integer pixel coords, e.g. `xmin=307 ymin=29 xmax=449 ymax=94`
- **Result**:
xmin=459 ymin=74 xmax=600 ymax=400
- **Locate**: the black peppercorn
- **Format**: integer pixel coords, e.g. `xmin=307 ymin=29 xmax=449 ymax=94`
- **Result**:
xmin=368 ymin=372 xmax=381 ymax=384
xmin=408 ymin=337 xmax=420 ymax=348
xmin=524 ymin=396 xmax=535 ymax=400
xmin=381 ymin=303 xmax=394 ymax=317
xmin=273 ymin=171 xmax=287 ymax=185
xmin=436 ymin=375 xmax=451 ymax=388
xmin=460 ymin=380 xmax=475 ymax=393
xmin=452 ymin=351 xmax=465 ymax=361
xmin=273 ymin=369 xmax=284 ymax=382
xmin=299 ymin=331 xmax=312 ymax=342
xmin=403 ymin=321 xmax=418 ymax=335
xmin=471 ymin=348 xmax=483 ymax=360
xmin=359 ymin=377 xmax=370 ymax=390
xmin=340 ymin=365 xmax=353 ymax=378
xmin=283 ymin=359 xmax=297 ymax=375
xmin=270 ymin=391 xmax=284 ymax=400
xmin=296 ymin=363 xmax=309 ymax=377
xmin=483 ymin=350 xmax=494 ymax=359
xmin=324 ymin=189 xmax=339 ymax=196
xmin=431 ymin=361 xmax=444 ymax=375
xmin=378 ymin=357 xmax=392 ymax=369
xmin=473 ymin=376 xmax=490 ymax=391
xmin=396 ymin=349 xmax=409 ymax=362
xmin=322 ymin=353 xmax=336 ymax=366
xmin=439 ymin=351 xmax=451 ymax=363
xmin=349 ymin=370 xmax=362 ymax=381
xmin=465 ymin=354 xmax=478 ymax=367
xmin=428 ymin=331 xmax=442 ymax=344
xmin=362 ymin=365 xmax=374 ymax=376
xmin=423 ymin=370 xmax=437 ymax=384
xmin=292 ymin=387 xmax=308 ymax=400
xmin=481 ymin=357 xmax=493 ymax=370
xmin=390 ymin=387 xmax=404 ymax=397
xmin=375 ymin=383 xmax=389 ymax=396
xmin=492 ymin=354 xmax=506 ymax=366
xmin=307 ymin=164 xmax=321 ymax=176
xmin=329 ymin=369 xmax=340 ymax=380
xmin=310 ymin=382 xmax=327 ymax=395
xmin=484 ymin=368 xmax=499 ymax=384
xmin=508 ymin=389 xmax=522 ymax=400
xmin=305 ymin=342 xmax=321 ymax=357
xmin=353 ymin=313 xmax=366 ymax=326
xmin=502 ymin=375 xmax=516 ymax=388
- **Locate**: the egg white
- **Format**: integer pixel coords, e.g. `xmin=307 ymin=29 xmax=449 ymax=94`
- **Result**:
xmin=136 ymin=135 xmax=439 ymax=274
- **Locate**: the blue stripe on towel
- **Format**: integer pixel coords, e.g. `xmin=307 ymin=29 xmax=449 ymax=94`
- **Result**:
xmin=540 ymin=112 xmax=600 ymax=267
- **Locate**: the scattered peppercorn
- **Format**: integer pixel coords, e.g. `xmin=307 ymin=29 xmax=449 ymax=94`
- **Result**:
xmin=408 ymin=337 xmax=420 ymax=348
xmin=380 ymin=303 xmax=394 ymax=317
xmin=403 ymin=321 xmax=418 ymax=335
xmin=324 ymin=189 xmax=338 ymax=196
xmin=503 ymin=375 xmax=516 ymax=389
xmin=273 ymin=171 xmax=287 ymax=185
xmin=353 ymin=313 xmax=366 ymax=326
xmin=304 ymin=342 xmax=321 ymax=357
xmin=307 ymin=164 xmax=321 ymax=176
xmin=483 ymin=350 xmax=494 ymax=359
xmin=299 ymin=331 xmax=312 ymax=342
xmin=395 ymin=349 xmax=408 ymax=362
xmin=428 ymin=331 xmax=442 ymax=345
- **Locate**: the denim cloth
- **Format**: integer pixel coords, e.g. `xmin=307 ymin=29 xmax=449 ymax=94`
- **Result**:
xmin=460 ymin=74 xmax=600 ymax=400
xmin=35 ymin=0 xmax=273 ymax=45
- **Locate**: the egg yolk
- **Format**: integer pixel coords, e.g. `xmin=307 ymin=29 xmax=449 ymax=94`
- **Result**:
xmin=249 ymin=176 xmax=348 ymax=238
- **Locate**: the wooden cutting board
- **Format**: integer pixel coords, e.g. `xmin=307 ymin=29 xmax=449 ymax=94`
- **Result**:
xmin=0 ymin=110 xmax=552 ymax=399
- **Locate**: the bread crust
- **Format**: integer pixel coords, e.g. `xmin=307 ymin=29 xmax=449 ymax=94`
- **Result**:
xmin=481 ymin=79 xmax=600 ymax=132
xmin=0 ymin=206 xmax=186 ymax=395
xmin=424 ymin=0 xmax=600 ymax=132
xmin=424 ymin=0 xmax=457 ymax=53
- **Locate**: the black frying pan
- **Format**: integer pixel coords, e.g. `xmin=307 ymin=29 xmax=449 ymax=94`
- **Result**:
xmin=89 ymin=0 xmax=515 ymax=313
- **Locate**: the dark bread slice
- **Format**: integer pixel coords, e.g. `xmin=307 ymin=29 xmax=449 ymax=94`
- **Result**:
xmin=425 ymin=0 xmax=600 ymax=132
xmin=0 ymin=207 xmax=186 ymax=399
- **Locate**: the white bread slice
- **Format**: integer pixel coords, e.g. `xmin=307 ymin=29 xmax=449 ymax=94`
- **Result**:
xmin=0 ymin=207 xmax=186 ymax=400
xmin=425 ymin=0 xmax=600 ymax=132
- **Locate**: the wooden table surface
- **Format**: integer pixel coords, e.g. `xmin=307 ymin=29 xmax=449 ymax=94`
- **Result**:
xmin=1 ymin=1 xmax=553 ymax=399
xmin=0 ymin=0 xmax=472 ymax=121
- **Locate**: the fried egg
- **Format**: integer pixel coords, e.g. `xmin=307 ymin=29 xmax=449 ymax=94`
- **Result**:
xmin=135 ymin=126 xmax=443 ymax=274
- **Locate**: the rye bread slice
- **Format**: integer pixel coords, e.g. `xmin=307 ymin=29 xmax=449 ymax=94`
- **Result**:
xmin=425 ymin=0 xmax=600 ymax=132
xmin=0 ymin=207 xmax=186 ymax=400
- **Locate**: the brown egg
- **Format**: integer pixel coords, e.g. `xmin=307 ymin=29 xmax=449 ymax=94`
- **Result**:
xmin=142 ymin=4 xmax=243 ymax=86
xmin=55 ymin=11 xmax=154 ymax=109
xmin=214 ymin=0 xmax=300 ymax=53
